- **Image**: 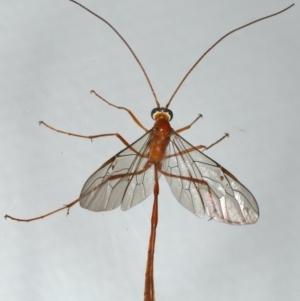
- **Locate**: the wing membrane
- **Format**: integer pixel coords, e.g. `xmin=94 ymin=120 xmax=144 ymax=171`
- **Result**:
xmin=162 ymin=132 xmax=259 ymax=225
xmin=79 ymin=131 xmax=156 ymax=211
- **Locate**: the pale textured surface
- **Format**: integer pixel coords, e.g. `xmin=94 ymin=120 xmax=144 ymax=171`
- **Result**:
xmin=164 ymin=133 xmax=259 ymax=224
xmin=80 ymin=132 xmax=155 ymax=211
xmin=1 ymin=1 xmax=299 ymax=301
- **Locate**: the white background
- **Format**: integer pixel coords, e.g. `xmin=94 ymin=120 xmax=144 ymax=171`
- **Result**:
xmin=1 ymin=1 xmax=299 ymax=300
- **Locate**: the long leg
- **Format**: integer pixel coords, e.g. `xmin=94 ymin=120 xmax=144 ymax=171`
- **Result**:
xmin=160 ymin=170 xmax=219 ymax=217
xmin=144 ymin=164 xmax=159 ymax=301
xmin=91 ymin=90 xmax=148 ymax=132
xmin=4 ymin=197 xmax=80 ymax=222
xmin=5 ymin=159 xmax=155 ymax=222
xmin=39 ymin=121 xmax=132 ymax=147
xmin=175 ymin=114 xmax=202 ymax=134
xmin=204 ymin=133 xmax=229 ymax=151
xmin=160 ymin=170 xmax=224 ymax=221
xmin=190 ymin=132 xmax=229 ymax=153
xmin=166 ymin=133 xmax=229 ymax=159
xmin=3 ymin=183 xmax=101 ymax=222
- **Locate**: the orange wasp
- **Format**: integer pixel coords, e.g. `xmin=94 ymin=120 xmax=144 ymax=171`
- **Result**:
xmin=5 ymin=2 xmax=294 ymax=301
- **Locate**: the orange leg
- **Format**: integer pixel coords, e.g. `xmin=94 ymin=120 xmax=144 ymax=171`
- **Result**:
xmin=4 ymin=160 xmax=153 ymax=222
xmin=4 ymin=197 xmax=80 ymax=222
xmin=91 ymin=90 xmax=148 ymax=132
xmin=40 ymin=87 xmax=150 ymax=146
xmin=39 ymin=121 xmax=132 ymax=147
xmin=166 ymin=133 xmax=229 ymax=159
xmin=175 ymin=114 xmax=202 ymax=134
xmin=194 ymin=132 xmax=229 ymax=152
xmin=4 ymin=176 xmax=104 ymax=222
xmin=159 ymin=170 xmax=219 ymax=219
xmin=144 ymin=164 xmax=159 ymax=301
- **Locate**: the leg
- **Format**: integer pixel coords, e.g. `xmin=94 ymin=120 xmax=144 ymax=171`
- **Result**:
xmin=185 ymin=132 xmax=229 ymax=153
xmin=39 ymin=121 xmax=132 ymax=147
xmin=160 ymin=170 xmax=220 ymax=220
xmin=203 ymin=133 xmax=229 ymax=151
xmin=166 ymin=133 xmax=229 ymax=159
xmin=91 ymin=90 xmax=148 ymax=132
xmin=175 ymin=114 xmax=202 ymax=134
xmin=4 ymin=197 xmax=80 ymax=222
xmin=5 ymin=164 xmax=154 ymax=223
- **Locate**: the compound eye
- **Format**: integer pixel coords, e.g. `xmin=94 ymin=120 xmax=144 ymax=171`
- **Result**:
xmin=165 ymin=109 xmax=173 ymax=121
xmin=151 ymin=108 xmax=160 ymax=120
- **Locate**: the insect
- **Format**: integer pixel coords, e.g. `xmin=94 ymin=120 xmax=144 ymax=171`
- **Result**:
xmin=5 ymin=1 xmax=294 ymax=301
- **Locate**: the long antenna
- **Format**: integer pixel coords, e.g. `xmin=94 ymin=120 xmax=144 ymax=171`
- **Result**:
xmin=69 ymin=0 xmax=160 ymax=108
xmin=165 ymin=4 xmax=295 ymax=109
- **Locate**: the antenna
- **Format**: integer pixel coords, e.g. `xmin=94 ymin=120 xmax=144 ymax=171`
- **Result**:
xmin=69 ymin=0 xmax=160 ymax=107
xmin=165 ymin=4 xmax=294 ymax=109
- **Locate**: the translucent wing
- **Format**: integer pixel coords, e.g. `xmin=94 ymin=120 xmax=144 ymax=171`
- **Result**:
xmin=162 ymin=132 xmax=259 ymax=225
xmin=80 ymin=131 xmax=157 ymax=211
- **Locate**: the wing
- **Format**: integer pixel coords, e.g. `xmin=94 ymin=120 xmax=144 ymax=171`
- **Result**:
xmin=161 ymin=132 xmax=259 ymax=225
xmin=79 ymin=131 xmax=157 ymax=212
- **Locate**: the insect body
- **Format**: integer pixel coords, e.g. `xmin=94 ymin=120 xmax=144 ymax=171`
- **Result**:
xmin=5 ymin=1 xmax=294 ymax=301
xmin=76 ymin=105 xmax=257 ymax=301
xmin=79 ymin=106 xmax=257 ymax=224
